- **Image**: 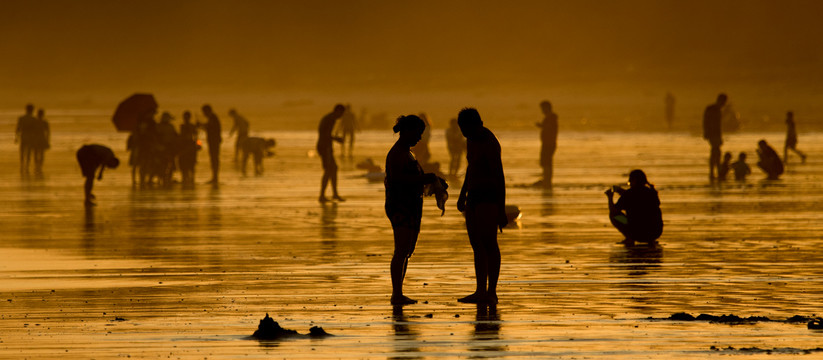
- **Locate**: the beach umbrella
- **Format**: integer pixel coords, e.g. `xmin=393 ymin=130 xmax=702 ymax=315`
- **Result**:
xmin=112 ymin=93 xmax=157 ymax=132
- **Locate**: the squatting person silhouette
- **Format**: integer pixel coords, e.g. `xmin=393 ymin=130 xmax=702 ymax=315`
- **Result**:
xmin=604 ymin=169 xmax=663 ymax=245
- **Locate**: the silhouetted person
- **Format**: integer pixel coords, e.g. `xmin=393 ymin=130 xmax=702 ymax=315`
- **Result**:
xmin=665 ymin=92 xmax=675 ymax=129
xmin=201 ymin=104 xmax=221 ymax=185
xmin=446 ymin=118 xmax=466 ymax=176
xmin=537 ymin=100 xmax=558 ymax=187
xmin=385 ymin=115 xmax=440 ymax=305
xmin=76 ymin=144 xmax=119 ymax=206
xmin=15 ymin=103 xmax=37 ymax=177
xmin=718 ymin=152 xmax=732 ymax=181
xmin=411 ymin=113 xmax=432 ymax=166
xmin=228 ymin=108 xmax=249 ymax=163
xmin=703 ymin=93 xmax=727 ymax=180
xmin=240 ymin=137 xmax=275 ymax=176
xmin=732 ymin=152 xmax=751 ymax=181
xmin=317 ymin=104 xmax=346 ymax=202
xmin=783 ymin=111 xmax=806 ymax=164
xmin=178 ymin=111 xmax=199 ymax=187
xmin=605 ymin=169 xmax=663 ymax=245
xmin=338 ymin=104 xmax=357 ymax=158
xmin=32 ymin=108 xmax=50 ymax=177
xmin=134 ymin=109 xmax=158 ymax=187
xmin=156 ymin=111 xmax=179 ymax=187
xmin=456 ymin=108 xmax=506 ymax=305
xmin=757 ymin=139 xmax=783 ymax=180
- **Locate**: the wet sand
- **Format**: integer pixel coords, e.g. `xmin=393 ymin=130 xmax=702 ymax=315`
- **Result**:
xmin=1 ymin=128 xmax=823 ymax=359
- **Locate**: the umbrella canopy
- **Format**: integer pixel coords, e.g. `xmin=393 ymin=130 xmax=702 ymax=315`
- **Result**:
xmin=112 ymin=93 xmax=157 ymax=132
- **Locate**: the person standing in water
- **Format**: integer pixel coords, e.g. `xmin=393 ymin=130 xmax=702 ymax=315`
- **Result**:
xmin=445 ymin=118 xmax=466 ymax=177
xmin=537 ymin=100 xmax=558 ymax=187
xmin=178 ymin=111 xmax=199 ymax=187
xmin=76 ymin=144 xmax=119 ymax=206
xmin=228 ymin=108 xmax=250 ymax=164
xmin=201 ymin=104 xmax=222 ymax=185
xmin=703 ymin=93 xmax=727 ymax=180
xmin=385 ymin=115 xmax=441 ymax=305
xmin=317 ymin=104 xmax=346 ymax=202
xmin=783 ymin=111 xmax=806 ymax=164
xmin=604 ymin=169 xmax=663 ymax=245
xmin=15 ymin=103 xmax=37 ymax=177
xmin=456 ymin=107 xmax=506 ymax=304
xmin=32 ymin=108 xmax=50 ymax=177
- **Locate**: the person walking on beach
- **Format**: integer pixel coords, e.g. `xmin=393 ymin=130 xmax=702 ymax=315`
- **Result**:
xmin=446 ymin=118 xmax=466 ymax=177
xmin=456 ymin=107 xmax=506 ymax=304
xmin=385 ymin=115 xmax=441 ymax=305
xmin=76 ymin=144 xmax=119 ymax=206
xmin=228 ymin=108 xmax=250 ymax=164
xmin=317 ymin=104 xmax=346 ymax=202
xmin=201 ymin=104 xmax=222 ymax=185
xmin=537 ymin=100 xmax=558 ymax=187
xmin=703 ymin=93 xmax=727 ymax=180
xmin=32 ymin=108 xmax=50 ymax=177
xmin=15 ymin=103 xmax=37 ymax=177
xmin=757 ymin=139 xmax=783 ymax=180
xmin=604 ymin=169 xmax=663 ymax=245
xmin=783 ymin=111 xmax=806 ymax=164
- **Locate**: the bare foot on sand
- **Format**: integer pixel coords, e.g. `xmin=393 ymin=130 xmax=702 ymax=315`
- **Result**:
xmin=457 ymin=292 xmax=486 ymax=304
xmin=390 ymin=295 xmax=417 ymax=305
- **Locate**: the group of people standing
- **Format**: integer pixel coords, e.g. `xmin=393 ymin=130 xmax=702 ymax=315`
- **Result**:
xmin=704 ymin=93 xmax=806 ymax=181
xmin=15 ymin=103 xmax=50 ymax=178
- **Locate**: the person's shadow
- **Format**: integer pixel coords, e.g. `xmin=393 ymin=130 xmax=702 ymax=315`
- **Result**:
xmin=470 ymin=304 xmax=504 ymax=356
xmin=390 ymin=305 xmax=421 ymax=359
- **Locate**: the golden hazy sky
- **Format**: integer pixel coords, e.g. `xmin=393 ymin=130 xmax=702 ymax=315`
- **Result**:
xmin=2 ymin=0 xmax=822 ymax=95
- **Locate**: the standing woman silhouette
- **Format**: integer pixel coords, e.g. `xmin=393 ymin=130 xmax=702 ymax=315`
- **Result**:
xmin=385 ymin=115 xmax=439 ymax=305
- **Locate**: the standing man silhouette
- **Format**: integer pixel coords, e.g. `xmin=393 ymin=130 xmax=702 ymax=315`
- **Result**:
xmin=703 ymin=93 xmax=727 ymax=180
xmin=317 ymin=104 xmax=346 ymax=202
xmin=202 ymin=104 xmax=222 ymax=185
xmin=456 ymin=107 xmax=506 ymax=304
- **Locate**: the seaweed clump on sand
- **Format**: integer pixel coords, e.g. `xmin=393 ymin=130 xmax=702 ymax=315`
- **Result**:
xmin=251 ymin=313 xmax=332 ymax=340
xmin=657 ymin=313 xmax=814 ymax=325
xmin=710 ymin=345 xmax=823 ymax=355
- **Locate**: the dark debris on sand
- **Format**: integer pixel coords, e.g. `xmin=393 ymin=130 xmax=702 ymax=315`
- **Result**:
xmin=711 ymin=345 xmax=823 ymax=355
xmin=251 ymin=313 xmax=332 ymax=340
xmin=653 ymin=312 xmax=815 ymax=325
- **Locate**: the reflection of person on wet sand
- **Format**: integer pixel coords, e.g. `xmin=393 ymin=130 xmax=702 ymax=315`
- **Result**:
xmin=76 ymin=144 xmax=119 ymax=206
xmin=536 ymin=100 xmax=558 ymax=187
xmin=757 ymin=140 xmax=783 ymax=180
xmin=385 ymin=115 xmax=441 ymax=305
xmin=783 ymin=111 xmax=806 ymax=164
xmin=317 ymin=104 xmax=346 ymax=203
xmin=471 ymin=304 xmax=502 ymax=353
xmin=605 ymin=169 xmax=663 ymax=245
xmin=456 ymin=108 xmax=506 ymax=305
xmin=703 ymin=93 xmax=727 ymax=180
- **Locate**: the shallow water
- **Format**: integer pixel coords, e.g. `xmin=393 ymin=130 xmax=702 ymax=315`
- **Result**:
xmin=1 ymin=126 xmax=823 ymax=359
